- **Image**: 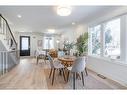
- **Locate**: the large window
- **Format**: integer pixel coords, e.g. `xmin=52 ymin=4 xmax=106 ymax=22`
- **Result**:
xmin=43 ymin=37 xmax=54 ymax=49
xmin=89 ymin=18 xmax=121 ymax=59
xmin=90 ymin=25 xmax=101 ymax=56
xmin=104 ymin=19 xmax=120 ymax=59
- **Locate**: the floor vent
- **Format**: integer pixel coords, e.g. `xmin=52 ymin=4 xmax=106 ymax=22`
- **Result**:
xmin=97 ymin=74 xmax=106 ymax=79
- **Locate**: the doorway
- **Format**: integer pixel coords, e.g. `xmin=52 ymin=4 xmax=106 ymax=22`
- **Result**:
xmin=20 ymin=36 xmax=30 ymax=56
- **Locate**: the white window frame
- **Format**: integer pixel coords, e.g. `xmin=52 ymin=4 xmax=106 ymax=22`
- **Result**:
xmin=88 ymin=24 xmax=101 ymax=56
xmin=43 ymin=37 xmax=54 ymax=49
xmin=88 ymin=16 xmax=124 ymax=62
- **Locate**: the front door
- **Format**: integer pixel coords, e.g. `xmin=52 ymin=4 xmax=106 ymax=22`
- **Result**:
xmin=20 ymin=36 xmax=30 ymax=56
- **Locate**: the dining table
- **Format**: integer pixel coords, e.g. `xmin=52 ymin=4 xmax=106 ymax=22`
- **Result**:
xmin=58 ymin=56 xmax=82 ymax=79
xmin=58 ymin=56 xmax=76 ymax=67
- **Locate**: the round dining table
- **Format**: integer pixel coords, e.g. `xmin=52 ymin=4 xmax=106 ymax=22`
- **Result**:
xmin=58 ymin=56 xmax=76 ymax=67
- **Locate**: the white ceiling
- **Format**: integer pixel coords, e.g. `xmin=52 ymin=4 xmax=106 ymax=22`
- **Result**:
xmin=0 ymin=6 xmax=122 ymax=34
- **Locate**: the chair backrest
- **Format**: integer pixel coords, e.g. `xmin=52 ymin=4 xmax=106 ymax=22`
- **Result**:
xmin=36 ymin=48 xmax=46 ymax=56
xmin=58 ymin=51 xmax=65 ymax=57
xmin=71 ymin=56 xmax=86 ymax=73
xmin=49 ymin=49 xmax=58 ymax=58
xmin=47 ymin=54 xmax=54 ymax=68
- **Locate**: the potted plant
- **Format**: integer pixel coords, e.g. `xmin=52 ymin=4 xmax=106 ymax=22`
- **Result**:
xmin=63 ymin=41 xmax=75 ymax=55
xmin=76 ymin=32 xmax=88 ymax=56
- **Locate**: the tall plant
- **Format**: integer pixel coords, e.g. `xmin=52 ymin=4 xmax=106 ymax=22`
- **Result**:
xmin=76 ymin=32 xmax=88 ymax=55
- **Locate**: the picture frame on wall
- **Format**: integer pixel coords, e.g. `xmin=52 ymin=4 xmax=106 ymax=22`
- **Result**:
xmin=37 ymin=40 xmax=42 ymax=47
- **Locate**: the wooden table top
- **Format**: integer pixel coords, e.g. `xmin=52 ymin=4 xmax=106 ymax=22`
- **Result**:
xmin=58 ymin=56 xmax=76 ymax=67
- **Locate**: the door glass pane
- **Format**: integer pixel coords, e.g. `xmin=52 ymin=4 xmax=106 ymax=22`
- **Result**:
xmin=21 ymin=37 xmax=29 ymax=50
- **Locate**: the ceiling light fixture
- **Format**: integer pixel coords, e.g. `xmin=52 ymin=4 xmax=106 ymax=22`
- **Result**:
xmin=57 ymin=6 xmax=72 ymax=16
xmin=72 ymin=22 xmax=75 ymax=25
xmin=56 ymin=40 xmax=60 ymax=43
xmin=47 ymin=29 xmax=55 ymax=33
xmin=19 ymin=31 xmax=25 ymax=32
xmin=17 ymin=14 xmax=22 ymax=18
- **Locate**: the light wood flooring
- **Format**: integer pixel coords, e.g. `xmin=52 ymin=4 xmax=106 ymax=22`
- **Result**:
xmin=0 ymin=57 xmax=126 ymax=89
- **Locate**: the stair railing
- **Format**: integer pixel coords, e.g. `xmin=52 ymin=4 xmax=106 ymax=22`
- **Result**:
xmin=0 ymin=14 xmax=18 ymax=57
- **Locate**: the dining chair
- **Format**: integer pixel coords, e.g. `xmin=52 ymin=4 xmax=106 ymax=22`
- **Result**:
xmin=47 ymin=54 xmax=66 ymax=85
xmin=66 ymin=56 xmax=87 ymax=89
xmin=36 ymin=50 xmax=47 ymax=65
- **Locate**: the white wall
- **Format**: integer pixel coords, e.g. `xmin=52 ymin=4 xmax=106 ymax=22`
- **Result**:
xmin=87 ymin=7 xmax=127 ymax=87
xmin=59 ymin=24 xmax=88 ymax=44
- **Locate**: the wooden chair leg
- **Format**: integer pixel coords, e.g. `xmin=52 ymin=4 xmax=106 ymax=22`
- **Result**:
xmin=81 ymin=72 xmax=84 ymax=86
xmin=73 ymin=72 xmax=76 ymax=89
xmin=62 ymin=68 xmax=66 ymax=82
xmin=85 ymin=68 xmax=88 ymax=76
xmin=44 ymin=59 xmax=46 ymax=64
xmin=49 ymin=69 xmax=53 ymax=78
xmin=36 ymin=56 xmax=39 ymax=65
xmin=52 ymin=68 xmax=56 ymax=85
xmin=67 ymin=71 xmax=70 ymax=82
xmin=44 ymin=56 xmax=47 ymax=64
xmin=59 ymin=69 xmax=62 ymax=75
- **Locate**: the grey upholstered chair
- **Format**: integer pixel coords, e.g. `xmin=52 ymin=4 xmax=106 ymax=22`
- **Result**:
xmin=66 ymin=56 xmax=87 ymax=89
xmin=47 ymin=54 xmax=66 ymax=85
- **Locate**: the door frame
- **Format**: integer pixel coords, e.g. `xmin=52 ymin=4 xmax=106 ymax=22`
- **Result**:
xmin=20 ymin=36 xmax=30 ymax=56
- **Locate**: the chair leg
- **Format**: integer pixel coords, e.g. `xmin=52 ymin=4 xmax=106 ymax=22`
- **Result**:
xmin=44 ymin=56 xmax=47 ymax=64
xmin=49 ymin=69 xmax=53 ymax=78
xmin=52 ymin=68 xmax=56 ymax=85
xmin=73 ymin=72 xmax=76 ymax=89
xmin=67 ymin=71 xmax=70 ymax=82
xmin=85 ymin=68 xmax=88 ymax=76
xmin=81 ymin=72 xmax=85 ymax=86
xmin=59 ymin=69 xmax=62 ymax=75
xmin=36 ymin=57 xmax=39 ymax=65
xmin=44 ymin=59 xmax=46 ymax=64
xmin=62 ymin=68 xmax=66 ymax=82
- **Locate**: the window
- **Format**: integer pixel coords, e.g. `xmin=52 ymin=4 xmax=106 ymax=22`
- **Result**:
xmin=104 ymin=18 xmax=120 ymax=59
xmin=43 ymin=37 xmax=54 ymax=49
xmin=90 ymin=25 xmax=101 ymax=56
xmin=89 ymin=18 xmax=121 ymax=60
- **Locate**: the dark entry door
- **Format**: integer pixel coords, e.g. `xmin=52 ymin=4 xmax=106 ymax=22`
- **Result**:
xmin=20 ymin=36 xmax=30 ymax=56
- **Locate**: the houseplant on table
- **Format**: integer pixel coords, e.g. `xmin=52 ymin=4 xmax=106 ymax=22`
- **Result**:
xmin=63 ymin=41 xmax=75 ymax=55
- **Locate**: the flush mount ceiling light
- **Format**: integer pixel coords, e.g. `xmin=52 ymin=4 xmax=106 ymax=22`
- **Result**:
xmin=17 ymin=14 xmax=22 ymax=18
xmin=57 ymin=6 xmax=72 ymax=16
xmin=20 ymin=31 xmax=24 ymax=32
xmin=47 ymin=29 xmax=55 ymax=33
xmin=72 ymin=22 xmax=76 ymax=25
xmin=56 ymin=40 xmax=60 ymax=43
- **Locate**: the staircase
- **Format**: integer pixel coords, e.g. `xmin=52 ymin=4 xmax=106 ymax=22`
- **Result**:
xmin=0 ymin=14 xmax=19 ymax=76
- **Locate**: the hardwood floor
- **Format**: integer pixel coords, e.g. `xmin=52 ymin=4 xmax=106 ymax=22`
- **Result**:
xmin=0 ymin=57 xmax=126 ymax=89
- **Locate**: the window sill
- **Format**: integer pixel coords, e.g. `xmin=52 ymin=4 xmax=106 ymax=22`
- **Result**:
xmin=88 ymin=55 xmax=127 ymax=67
